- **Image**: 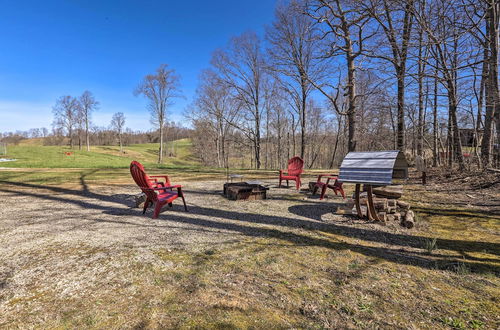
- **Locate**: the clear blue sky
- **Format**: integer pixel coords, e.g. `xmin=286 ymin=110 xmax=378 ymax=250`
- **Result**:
xmin=0 ymin=0 xmax=277 ymax=132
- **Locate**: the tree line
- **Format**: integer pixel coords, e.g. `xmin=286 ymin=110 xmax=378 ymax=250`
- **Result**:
xmin=0 ymin=121 xmax=190 ymax=151
xmin=189 ymin=0 xmax=500 ymax=170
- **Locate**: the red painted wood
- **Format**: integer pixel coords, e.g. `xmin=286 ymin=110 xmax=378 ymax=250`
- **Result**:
xmin=130 ymin=161 xmax=188 ymax=219
xmin=314 ymin=174 xmax=345 ymax=200
xmin=279 ymin=156 xmax=304 ymax=190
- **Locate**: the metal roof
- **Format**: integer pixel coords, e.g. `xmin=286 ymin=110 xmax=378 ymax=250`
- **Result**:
xmin=338 ymin=151 xmax=408 ymax=185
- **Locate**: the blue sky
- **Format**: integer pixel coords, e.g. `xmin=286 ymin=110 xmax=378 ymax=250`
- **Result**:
xmin=0 ymin=0 xmax=277 ymax=132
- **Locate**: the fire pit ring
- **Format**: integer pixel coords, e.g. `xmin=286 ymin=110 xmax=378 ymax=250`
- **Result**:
xmin=223 ymin=182 xmax=269 ymax=200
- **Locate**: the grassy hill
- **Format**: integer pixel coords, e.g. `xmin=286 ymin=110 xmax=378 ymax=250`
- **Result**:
xmin=0 ymin=139 xmax=199 ymax=169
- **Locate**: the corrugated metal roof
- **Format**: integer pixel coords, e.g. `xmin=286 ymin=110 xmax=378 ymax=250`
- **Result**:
xmin=338 ymin=151 xmax=408 ymax=185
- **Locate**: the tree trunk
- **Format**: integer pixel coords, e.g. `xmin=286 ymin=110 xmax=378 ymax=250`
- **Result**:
xmin=347 ymin=54 xmax=357 ymax=152
xmin=448 ymin=89 xmax=465 ymax=169
xmin=255 ymin=104 xmax=261 ymax=169
xmin=482 ymin=1 xmax=500 ymax=167
xmin=85 ymin=117 xmax=90 ymax=152
xmin=417 ymin=26 xmax=425 ymax=156
xmin=119 ymin=133 xmax=123 ymax=153
xmin=300 ymin=75 xmax=307 ymax=159
xmin=69 ymin=127 xmax=73 ymax=149
xmin=158 ymin=124 xmax=163 ymax=163
xmin=396 ymin=70 xmax=405 ymax=151
xmin=433 ymin=64 xmax=439 ymax=167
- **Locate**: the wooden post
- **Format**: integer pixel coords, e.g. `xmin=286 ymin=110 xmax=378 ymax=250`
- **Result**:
xmin=366 ymin=185 xmax=380 ymax=221
xmin=354 ymin=184 xmax=363 ymax=218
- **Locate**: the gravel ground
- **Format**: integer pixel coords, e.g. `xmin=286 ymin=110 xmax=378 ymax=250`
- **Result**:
xmin=0 ymin=180 xmax=351 ymax=309
xmin=0 ymin=179 xmax=346 ymax=251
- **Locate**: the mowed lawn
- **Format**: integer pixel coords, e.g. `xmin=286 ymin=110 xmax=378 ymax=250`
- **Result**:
xmin=0 ymin=138 xmax=197 ymax=169
xmin=0 ymin=139 xmax=301 ymax=184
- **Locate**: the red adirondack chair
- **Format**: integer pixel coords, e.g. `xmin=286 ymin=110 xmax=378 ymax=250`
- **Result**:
xmin=130 ymin=161 xmax=187 ymax=219
xmin=312 ymin=174 xmax=345 ymax=200
xmin=279 ymin=156 xmax=304 ymax=190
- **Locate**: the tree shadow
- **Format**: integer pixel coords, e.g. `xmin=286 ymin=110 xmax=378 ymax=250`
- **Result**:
xmin=287 ymin=204 xmax=500 ymax=258
xmin=1 ymin=179 xmax=498 ymax=275
xmin=414 ymin=206 xmax=500 ymax=218
xmin=0 ymin=179 xmax=134 ymax=208
xmin=144 ymin=209 xmax=500 ymax=275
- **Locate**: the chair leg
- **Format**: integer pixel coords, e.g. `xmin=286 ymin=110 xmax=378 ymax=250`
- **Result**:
xmin=143 ymin=199 xmax=150 ymax=214
xmin=152 ymin=203 xmax=163 ymax=219
xmin=279 ymin=178 xmax=282 ymax=188
xmin=320 ymin=185 xmax=327 ymax=200
xmin=286 ymin=180 xmax=289 ymax=187
xmin=296 ymin=179 xmax=300 ymax=190
xmin=181 ymin=195 xmax=188 ymax=211
xmin=168 ymin=203 xmax=173 ymax=207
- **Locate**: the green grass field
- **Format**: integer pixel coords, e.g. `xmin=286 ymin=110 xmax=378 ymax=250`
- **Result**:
xmin=0 ymin=138 xmax=197 ymax=169
xmin=0 ymin=139 xmax=289 ymax=185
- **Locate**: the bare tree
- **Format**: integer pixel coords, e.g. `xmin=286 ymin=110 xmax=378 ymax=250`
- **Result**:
xmin=211 ymin=32 xmax=266 ymax=168
xmin=267 ymin=0 xmax=325 ymax=159
xmin=479 ymin=0 xmax=499 ymax=167
xmin=78 ymin=91 xmax=99 ymax=152
xmin=52 ymin=95 xmax=79 ymax=148
xmin=191 ymin=69 xmax=240 ymax=167
xmin=135 ymin=64 xmax=182 ymax=163
xmin=110 ymin=112 xmax=126 ymax=153
xmin=364 ymin=0 xmax=414 ymax=151
xmin=305 ymin=0 xmax=373 ymax=152
xmin=413 ymin=0 xmax=467 ymax=169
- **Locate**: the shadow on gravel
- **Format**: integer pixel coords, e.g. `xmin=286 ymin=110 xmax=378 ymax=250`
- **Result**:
xmin=1 ymin=179 xmax=498 ymax=275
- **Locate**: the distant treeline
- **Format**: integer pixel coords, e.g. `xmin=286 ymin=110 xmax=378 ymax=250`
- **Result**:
xmin=0 ymin=123 xmax=191 ymax=148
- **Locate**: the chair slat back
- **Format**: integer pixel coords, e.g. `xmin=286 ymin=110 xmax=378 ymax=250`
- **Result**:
xmin=130 ymin=161 xmax=158 ymax=202
xmin=287 ymin=156 xmax=304 ymax=176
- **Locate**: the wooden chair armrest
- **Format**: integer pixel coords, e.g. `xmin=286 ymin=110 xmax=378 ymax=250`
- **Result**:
xmin=164 ymin=185 xmax=182 ymax=189
xmin=149 ymin=175 xmax=170 ymax=181
xmin=142 ymin=185 xmax=181 ymax=192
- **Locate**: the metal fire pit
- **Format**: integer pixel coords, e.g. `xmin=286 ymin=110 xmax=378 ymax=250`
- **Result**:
xmin=223 ymin=182 xmax=269 ymax=200
xmin=338 ymin=151 xmax=408 ymax=221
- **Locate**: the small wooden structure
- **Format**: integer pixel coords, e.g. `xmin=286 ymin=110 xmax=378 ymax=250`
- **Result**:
xmin=339 ymin=151 xmax=408 ymax=221
xmin=223 ymin=182 xmax=269 ymax=200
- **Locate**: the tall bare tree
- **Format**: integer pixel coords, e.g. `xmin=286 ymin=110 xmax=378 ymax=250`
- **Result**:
xmin=110 ymin=112 xmax=126 ymax=153
xmin=135 ymin=64 xmax=182 ymax=163
xmin=192 ymin=69 xmax=240 ymax=168
xmin=413 ymin=0 xmax=467 ymax=168
xmin=211 ymin=32 xmax=266 ymax=168
xmin=364 ymin=0 xmax=414 ymax=151
xmin=267 ymin=0 xmax=325 ymax=159
xmin=306 ymin=0 xmax=373 ymax=152
xmin=52 ymin=95 xmax=79 ymax=149
xmin=480 ymin=0 xmax=500 ymax=167
xmin=78 ymin=91 xmax=99 ymax=152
